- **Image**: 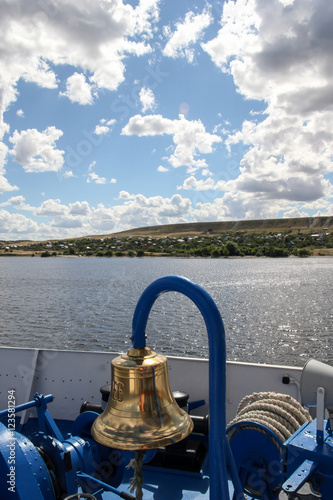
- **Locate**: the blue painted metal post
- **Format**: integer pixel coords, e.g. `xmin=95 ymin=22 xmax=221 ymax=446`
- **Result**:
xmin=132 ymin=275 xmax=243 ymax=500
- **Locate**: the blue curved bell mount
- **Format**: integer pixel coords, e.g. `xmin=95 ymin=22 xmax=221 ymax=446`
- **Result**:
xmin=131 ymin=275 xmax=243 ymax=500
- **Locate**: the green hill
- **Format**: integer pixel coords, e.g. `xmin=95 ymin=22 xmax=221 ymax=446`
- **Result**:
xmin=108 ymin=216 xmax=333 ymax=239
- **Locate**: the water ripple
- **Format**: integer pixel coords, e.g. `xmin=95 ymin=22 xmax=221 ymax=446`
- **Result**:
xmin=0 ymin=257 xmax=332 ymax=367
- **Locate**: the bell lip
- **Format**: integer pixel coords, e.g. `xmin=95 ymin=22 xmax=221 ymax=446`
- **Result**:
xmin=91 ymin=417 xmax=194 ymax=450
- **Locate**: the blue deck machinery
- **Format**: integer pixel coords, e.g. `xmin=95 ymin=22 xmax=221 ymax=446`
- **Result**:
xmin=0 ymin=392 xmax=128 ymax=499
xmin=279 ymin=359 xmax=333 ymax=499
xmin=1 ymin=276 xmax=333 ymax=499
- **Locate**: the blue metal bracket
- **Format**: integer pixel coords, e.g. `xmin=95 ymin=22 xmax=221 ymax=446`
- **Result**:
xmin=0 ymin=392 xmax=53 ymax=419
xmin=35 ymin=393 xmax=64 ymax=441
xmin=0 ymin=392 xmax=64 ymax=442
xmin=131 ymin=275 xmax=243 ymax=500
xmin=76 ymin=471 xmax=135 ymax=499
xmin=282 ymin=459 xmax=317 ymax=493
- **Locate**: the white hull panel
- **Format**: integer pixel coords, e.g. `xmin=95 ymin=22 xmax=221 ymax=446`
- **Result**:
xmin=0 ymin=346 xmax=302 ymax=423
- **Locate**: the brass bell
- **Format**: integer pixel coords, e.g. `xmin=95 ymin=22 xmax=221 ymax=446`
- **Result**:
xmin=91 ymin=347 xmax=193 ymax=450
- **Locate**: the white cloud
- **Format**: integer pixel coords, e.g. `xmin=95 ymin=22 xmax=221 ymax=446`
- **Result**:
xmin=132 ymin=0 xmax=160 ymax=38
xmin=313 ymin=205 xmax=333 ymax=217
xmin=157 ymin=165 xmax=169 ymax=172
xmin=109 ymin=192 xmax=192 ymax=228
xmin=0 ymin=209 xmax=39 ymax=235
xmin=88 ymin=204 xmax=116 ymax=231
xmin=94 ymin=118 xmax=116 ymax=135
xmin=94 ymin=125 xmax=110 ymax=136
xmin=63 ymin=170 xmax=75 ymax=178
xmin=224 ymin=111 xmax=332 ymax=202
xmin=0 ymin=142 xmax=8 ymax=170
xmin=86 ymin=164 xmax=116 ymax=184
xmin=169 ymin=116 xmax=221 ymax=169
xmin=200 ymin=0 xmax=333 ymax=216
xmin=202 ymin=0 xmax=261 ymax=81
xmin=0 ymin=193 xmax=193 ymax=239
xmin=60 ymin=73 xmax=94 ymax=105
xmin=51 ymin=217 xmax=84 ymax=229
xmin=118 ymin=190 xmax=134 ymax=199
xmin=9 ymin=126 xmax=64 ymax=173
xmin=0 ymin=0 xmax=158 ymax=122
xmin=0 ymin=140 xmax=19 ymax=193
xmin=122 ymin=114 xmax=175 ymax=136
xmin=303 ymin=199 xmax=333 ymax=211
xmin=21 ymin=59 xmax=58 ymax=89
xmin=191 ymin=191 xmax=283 ymax=223
xmin=191 ymin=197 xmax=231 ymax=222
xmin=122 ymin=113 xmax=221 ymax=170
xmin=35 ymin=199 xmax=67 ymax=217
xmin=87 ymin=161 xmax=117 ymax=184
xmin=163 ymin=8 xmax=213 ymax=62
xmin=139 ymin=87 xmax=156 ymax=113
xmin=204 ymin=0 xmax=333 ymax=118
xmin=178 ymin=176 xmax=216 ymax=191
xmin=282 ymin=207 xmax=310 ymax=219
xmin=69 ymin=201 xmax=90 ymax=216
xmin=0 ymin=176 xmax=18 ymax=194
xmin=0 ymin=195 xmax=33 ymax=211
xmin=16 ymin=109 xmax=24 ymax=117
xmin=87 ymin=172 xmax=108 ymax=184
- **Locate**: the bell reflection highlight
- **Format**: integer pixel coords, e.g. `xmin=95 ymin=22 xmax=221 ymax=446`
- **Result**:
xmin=91 ymin=347 xmax=194 ymax=450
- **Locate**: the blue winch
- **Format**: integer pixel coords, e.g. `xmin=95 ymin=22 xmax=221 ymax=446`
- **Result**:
xmin=0 ymin=393 xmax=130 ymax=500
xmin=279 ymin=359 xmax=333 ymax=499
xmin=227 ymin=358 xmax=333 ymax=500
xmin=228 ymin=413 xmax=333 ymax=500
xmin=280 ymin=418 xmax=333 ymax=499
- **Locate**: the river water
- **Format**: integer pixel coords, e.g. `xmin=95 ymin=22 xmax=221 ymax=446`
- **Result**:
xmin=0 ymin=256 xmax=332 ymax=367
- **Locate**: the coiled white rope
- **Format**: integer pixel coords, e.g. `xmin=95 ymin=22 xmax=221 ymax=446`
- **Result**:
xmin=227 ymin=391 xmax=312 ymax=443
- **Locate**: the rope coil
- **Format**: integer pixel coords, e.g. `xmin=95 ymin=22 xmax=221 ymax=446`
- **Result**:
xmin=228 ymin=391 xmax=312 ymax=443
xmin=227 ymin=391 xmax=313 ymax=499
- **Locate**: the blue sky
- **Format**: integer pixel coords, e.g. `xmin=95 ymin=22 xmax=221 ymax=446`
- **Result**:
xmin=0 ymin=0 xmax=332 ymax=240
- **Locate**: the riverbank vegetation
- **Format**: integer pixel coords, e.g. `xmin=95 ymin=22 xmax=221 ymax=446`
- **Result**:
xmin=1 ymin=226 xmax=332 ymax=258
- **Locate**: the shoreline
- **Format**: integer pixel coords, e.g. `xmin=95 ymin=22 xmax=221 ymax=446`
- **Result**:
xmin=1 ymin=252 xmax=332 ymax=258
